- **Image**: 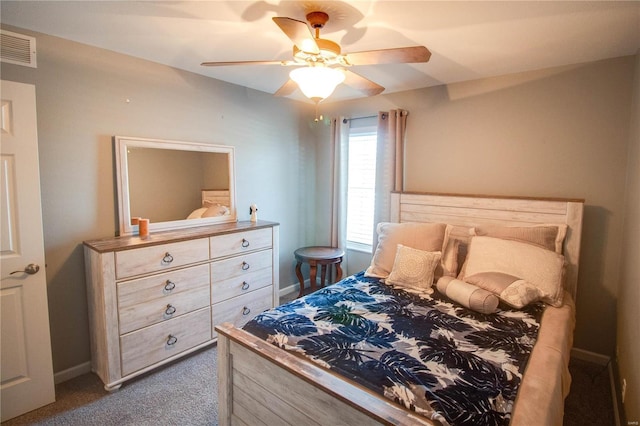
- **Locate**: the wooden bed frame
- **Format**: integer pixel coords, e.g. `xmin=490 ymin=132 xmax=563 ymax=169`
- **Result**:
xmin=216 ymin=192 xmax=584 ymax=426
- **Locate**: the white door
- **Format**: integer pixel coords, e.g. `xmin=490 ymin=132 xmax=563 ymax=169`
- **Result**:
xmin=0 ymin=80 xmax=55 ymax=421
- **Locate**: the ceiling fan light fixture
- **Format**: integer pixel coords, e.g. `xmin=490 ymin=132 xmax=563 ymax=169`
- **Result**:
xmin=293 ymin=39 xmax=341 ymax=61
xmin=290 ymin=66 xmax=345 ymax=101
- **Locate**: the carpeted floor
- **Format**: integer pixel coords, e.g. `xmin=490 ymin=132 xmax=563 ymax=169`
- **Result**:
xmin=2 ymin=346 xmax=218 ymax=426
xmin=564 ymin=357 xmax=616 ymax=426
xmin=3 ymin=348 xmax=615 ymax=425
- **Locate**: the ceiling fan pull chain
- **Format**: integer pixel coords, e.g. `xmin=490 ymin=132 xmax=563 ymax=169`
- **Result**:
xmin=314 ymin=101 xmax=320 ymax=122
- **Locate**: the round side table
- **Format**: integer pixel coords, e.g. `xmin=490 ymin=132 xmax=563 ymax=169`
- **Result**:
xmin=294 ymin=246 xmax=345 ymax=298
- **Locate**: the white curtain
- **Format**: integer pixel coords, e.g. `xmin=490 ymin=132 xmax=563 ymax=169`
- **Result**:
xmin=329 ymin=117 xmax=350 ymax=273
xmin=373 ymin=109 xmax=408 ymax=246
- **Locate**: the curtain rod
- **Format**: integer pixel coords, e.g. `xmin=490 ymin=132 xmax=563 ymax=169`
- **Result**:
xmin=343 ymin=115 xmax=377 ymax=123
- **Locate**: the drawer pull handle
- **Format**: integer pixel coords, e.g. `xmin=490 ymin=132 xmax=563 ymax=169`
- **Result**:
xmin=165 ymin=304 xmax=176 ymax=315
xmin=242 ymin=306 xmax=251 ymax=316
xmin=163 ymin=252 xmax=174 ymax=264
xmin=167 ymin=335 xmax=178 ymax=346
xmin=241 ymin=281 xmax=250 ymax=290
xmin=241 ymin=238 xmax=250 ymax=248
xmin=241 ymin=261 xmax=250 ymax=271
xmin=164 ymin=280 xmax=176 ymax=291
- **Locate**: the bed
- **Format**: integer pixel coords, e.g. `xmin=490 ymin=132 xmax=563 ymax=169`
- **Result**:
xmin=186 ymin=189 xmax=231 ymax=219
xmin=216 ymin=192 xmax=584 ymax=426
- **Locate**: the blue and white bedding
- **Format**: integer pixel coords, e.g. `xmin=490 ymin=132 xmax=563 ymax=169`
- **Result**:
xmin=243 ymin=271 xmax=545 ymax=426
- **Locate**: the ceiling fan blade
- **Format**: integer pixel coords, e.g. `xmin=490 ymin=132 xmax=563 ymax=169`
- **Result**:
xmin=272 ymin=17 xmax=319 ymax=54
xmin=343 ymin=69 xmax=385 ymax=97
xmin=201 ymin=60 xmax=283 ymax=67
xmin=273 ymin=79 xmax=298 ymax=97
xmin=345 ymin=46 xmax=431 ymax=66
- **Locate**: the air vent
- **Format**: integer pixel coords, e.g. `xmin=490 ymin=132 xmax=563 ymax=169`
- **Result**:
xmin=1 ymin=30 xmax=36 ymax=68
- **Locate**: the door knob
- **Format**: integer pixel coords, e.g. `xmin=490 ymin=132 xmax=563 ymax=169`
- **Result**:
xmin=10 ymin=263 xmax=40 ymax=275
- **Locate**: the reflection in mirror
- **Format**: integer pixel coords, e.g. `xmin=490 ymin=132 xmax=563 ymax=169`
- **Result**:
xmin=115 ymin=136 xmax=237 ymax=236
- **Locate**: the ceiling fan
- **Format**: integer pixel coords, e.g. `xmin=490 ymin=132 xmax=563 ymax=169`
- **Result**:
xmin=201 ymin=11 xmax=431 ymax=104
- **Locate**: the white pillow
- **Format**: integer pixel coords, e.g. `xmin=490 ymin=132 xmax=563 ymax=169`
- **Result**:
xmin=386 ymin=245 xmax=441 ymax=292
xmin=461 ymin=236 xmax=565 ymax=307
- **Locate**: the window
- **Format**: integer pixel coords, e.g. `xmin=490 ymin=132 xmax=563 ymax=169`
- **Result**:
xmin=346 ymin=121 xmax=377 ymax=252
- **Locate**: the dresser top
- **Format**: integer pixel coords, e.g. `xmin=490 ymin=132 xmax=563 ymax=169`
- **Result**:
xmin=84 ymin=220 xmax=279 ymax=253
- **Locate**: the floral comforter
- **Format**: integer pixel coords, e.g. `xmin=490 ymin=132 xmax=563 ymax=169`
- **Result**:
xmin=243 ymin=272 xmax=544 ymax=426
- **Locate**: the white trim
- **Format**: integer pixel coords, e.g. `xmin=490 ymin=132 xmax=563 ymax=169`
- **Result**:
xmin=54 ymin=361 xmax=91 ymax=384
xmin=570 ymin=347 xmax=610 ymax=365
xmin=609 ymin=362 xmax=622 ymax=426
xmin=346 ymin=241 xmax=372 ymax=254
xmin=279 ymin=282 xmax=300 ymax=299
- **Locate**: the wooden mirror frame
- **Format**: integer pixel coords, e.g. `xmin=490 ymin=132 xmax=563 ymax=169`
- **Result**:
xmin=114 ymin=136 xmax=237 ymax=236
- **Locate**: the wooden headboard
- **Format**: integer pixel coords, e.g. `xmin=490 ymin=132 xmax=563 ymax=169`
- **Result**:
xmin=201 ymin=189 xmax=230 ymax=207
xmin=390 ymin=192 xmax=584 ymax=300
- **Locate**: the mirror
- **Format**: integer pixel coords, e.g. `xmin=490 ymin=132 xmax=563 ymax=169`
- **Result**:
xmin=115 ymin=136 xmax=237 ymax=236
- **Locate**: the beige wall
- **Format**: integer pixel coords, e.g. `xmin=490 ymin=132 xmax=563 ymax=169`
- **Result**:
xmin=618 ymin=51 xmax=640 ymax=422
xmin=0 ymin=25 xmax=317 ymax=373
xmin=319 ymin=56 xmax=637 ymax=358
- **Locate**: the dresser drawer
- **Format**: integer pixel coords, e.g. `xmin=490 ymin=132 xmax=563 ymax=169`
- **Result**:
xmin=212 ymin=286 xmax=272 ymax=338
xmin=120 ymin=307 xmax=211 ymax=376
xmin=210 ymin=228 xmax=272 ymax=259
xmin=118 ymin=264 xmax=210 ymax=334
xmin=210 ymin=249 xmax=272 ymax=282
xmin=211 ymin=266 xmax=272 ymax=304
xmin=115 ymin=238 xmax=209 ymax=279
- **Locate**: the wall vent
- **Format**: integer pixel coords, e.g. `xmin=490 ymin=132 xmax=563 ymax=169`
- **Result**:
xmin=1 ymin=30 xmax=37 ymax=68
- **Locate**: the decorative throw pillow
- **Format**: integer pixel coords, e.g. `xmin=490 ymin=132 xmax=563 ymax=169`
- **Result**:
xmin=365 ymin=222 xmax=446 ymax=278
xmin=472 ymin=224 xmax=567 ymax=253
xmin=436 ymin=276 xmax=499 ymax=314
xmin=464 ymin=272 xmax=542 ymax=308
xmin=386 ymin=245 xmax=441 ymax=292
xmin=461 ymin=236 xmax=565 ymax=307
xmin=435 ymin=224 xmax=473 ymax=281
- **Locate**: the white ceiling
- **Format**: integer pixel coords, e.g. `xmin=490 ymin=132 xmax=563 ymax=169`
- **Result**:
xmin=1 ymin=1 xmax=639 ymax=103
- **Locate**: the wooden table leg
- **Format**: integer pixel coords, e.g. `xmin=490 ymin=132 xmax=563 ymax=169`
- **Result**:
xmin=309 ymin=261 xmax=317 ymax=293
xmin=295 ymin=261 xmax=304 ymax=298
xmin=320 ymin=265 xmax=327 ymax=289
xmin=335 ymin=260 xmax=343 ymax=282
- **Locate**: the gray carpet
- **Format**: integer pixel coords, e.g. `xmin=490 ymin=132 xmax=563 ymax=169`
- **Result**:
xmin=3 ymin=346 xmax=218 ymax=426
xmin=564 ymin=358 xmax=616 ymax=426
xmin=3 ymin=346 xmax=615 ymax=425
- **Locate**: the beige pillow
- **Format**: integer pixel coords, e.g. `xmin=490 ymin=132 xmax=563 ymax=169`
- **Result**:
xmin=365 ymin=222 xmax=446 ymax=278
xmin=461 ymin=236 xmax=565 ymax=307
xmin=386 ymin=245 xmax=441 ymax=292
xmin=472 ymin=224 xmax=567 ymax=253
xmin=464 ymin=272 xmax=542 ymax=308
xmin=436 ymin=276 xmax=499 ymax=314
xmin=436 ymin=224 xmax=473 ymax=280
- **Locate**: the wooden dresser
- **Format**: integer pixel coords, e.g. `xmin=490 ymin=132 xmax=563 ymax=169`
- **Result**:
xmin=83 ymin=220 xmax=279 ymax=390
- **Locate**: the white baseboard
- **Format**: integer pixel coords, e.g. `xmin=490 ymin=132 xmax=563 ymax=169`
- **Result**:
xmin=571 ymin=347 xmax=610 ymax=365
xmin=54 ymin=361 xmax=91 ymax=384
xmin=609 ymin=361 xmax=622 ymax=426
xmin=279 ymin=282 xmax=300 ymax=298
xmin=279 ymin=279 xmax=315 ymax=299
